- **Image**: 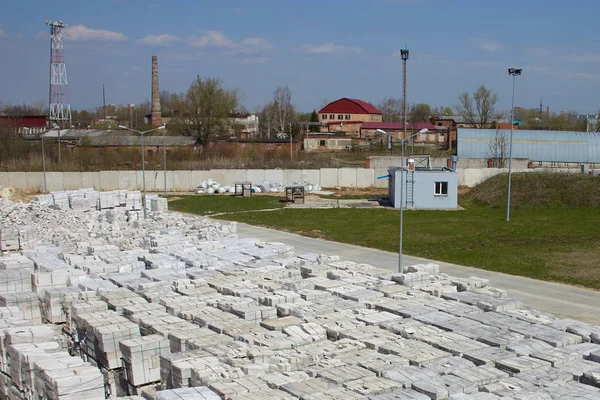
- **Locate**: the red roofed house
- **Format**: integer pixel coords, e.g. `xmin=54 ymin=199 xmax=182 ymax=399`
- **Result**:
xmin=319 ymin=98 xmax=382 ymax=136
xmin=360 ymin=121 xmax=444 ymax=144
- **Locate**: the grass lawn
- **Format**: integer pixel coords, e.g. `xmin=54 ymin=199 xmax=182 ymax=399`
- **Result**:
xmin=168 ymin=173 xmax=600 ymax=290
xmin=168 ymin=194 xmax=285 ymax=216
xmin=212 ymin=205 xmax=600 ymax=290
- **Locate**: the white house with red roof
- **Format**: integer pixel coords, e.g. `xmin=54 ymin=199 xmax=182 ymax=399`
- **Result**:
xmin=318 ymin=98 xmax=382 ymax=136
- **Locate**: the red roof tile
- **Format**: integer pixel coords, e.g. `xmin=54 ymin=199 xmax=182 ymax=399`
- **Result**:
xmin=361 ymin=122 xmax=436 ymax=130
xmin=319 ymin=98 xmax=382 ymax=115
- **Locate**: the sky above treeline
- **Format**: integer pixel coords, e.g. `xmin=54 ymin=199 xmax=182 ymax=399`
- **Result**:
xmin=1 ymin=0 xmax=600 ymax=114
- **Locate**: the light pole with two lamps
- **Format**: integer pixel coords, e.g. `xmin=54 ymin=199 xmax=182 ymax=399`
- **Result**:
xmin=376 ymin=127 xmax=429 ymax=273
xmin=118 ymin=124 xmax=166 ymax=218
xmin=506 ymin=68 xmax=522 ymax=222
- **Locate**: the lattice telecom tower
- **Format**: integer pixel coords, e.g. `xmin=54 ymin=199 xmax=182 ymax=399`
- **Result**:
xmin=46 ymin=20 xmax=71 ymax=128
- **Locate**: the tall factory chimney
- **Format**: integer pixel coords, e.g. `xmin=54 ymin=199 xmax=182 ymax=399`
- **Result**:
xmin=151 ymin=55 xmax=162 ymax=127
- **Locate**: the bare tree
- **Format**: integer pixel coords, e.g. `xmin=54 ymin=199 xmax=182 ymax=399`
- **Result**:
xmin=377 ymin=97 xmax=404 ymax=122
xmin=258 ymin=102 xmax=278 ymax=138
xmin=273 ymin=86 xmax=295 ymax=133
xmin=488 ymin=128 xmax=508 ymax=167
xmin=456 ymin=86 xmax=498 ymax=128
xmin=169 ymin=76 xmax=239 ymax=147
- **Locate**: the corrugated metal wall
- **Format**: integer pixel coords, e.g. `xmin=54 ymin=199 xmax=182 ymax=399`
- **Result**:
xmin=457 ymin=129 xmax=600 ymax=163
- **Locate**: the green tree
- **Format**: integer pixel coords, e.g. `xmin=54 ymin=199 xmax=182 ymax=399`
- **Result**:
xmin=409 ymin=103 xmax=432 ymax=122
xmin=168 ymin=76 xmax=239 ymax=147
xmin=309 ymin=109 xmax=319 ymax=132
xmin=456 ymin=86 xmax=498 ymax=128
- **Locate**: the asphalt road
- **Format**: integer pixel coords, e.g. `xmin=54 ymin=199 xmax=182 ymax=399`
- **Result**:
xmin=236 ymin=222 xmax=600 ymax=325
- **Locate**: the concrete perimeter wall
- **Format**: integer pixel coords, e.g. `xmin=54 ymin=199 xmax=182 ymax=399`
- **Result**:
xmin=0 ymin=167 xmax=584 ymax=193
xmin=0 ymin=169 xmax=378 ymax=192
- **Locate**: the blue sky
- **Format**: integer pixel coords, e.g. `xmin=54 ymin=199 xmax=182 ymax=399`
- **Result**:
xmin=1 ymin=0 xmax=600 ymax=114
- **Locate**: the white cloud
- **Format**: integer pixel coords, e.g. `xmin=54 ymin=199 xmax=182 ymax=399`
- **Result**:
xmin=64 ymin=25 xmax=126 ymax=41
xmin=138 ymin=34 xmax=178 ymax=46
xmin=189 ymin=30 xmax=269 ymax=53
xmin=302 ymin=42 xmax=362 ymax=54
xmin=237 ymin=57 xmax=270 ymax=64
xmin=462 ymin=60 xmax=500 ymax=68
xmin=566 ymin=51 xmax=600 ymax=63
xmin=472 ymin=38 xmax=499 ymax=52
xmin=525 ymin=48 xmax=551 ymax=57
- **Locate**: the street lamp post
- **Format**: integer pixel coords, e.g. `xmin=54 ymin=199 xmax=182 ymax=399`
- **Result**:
xmin=163 ymin=126 xmax=167 ymax=196
xmin=119 ymin=124 xmax=166 ymax=218
xmin=506 ymin=68 xmax=522 ymax=222
xmin=376 ymin=128 xmax=428 ymax=273
xmin=41 ymin=133 xmax=47 ymax=193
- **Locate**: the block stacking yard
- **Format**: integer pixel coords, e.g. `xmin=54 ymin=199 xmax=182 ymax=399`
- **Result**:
xmin=0 ymin=192 xmax=599 ymax=400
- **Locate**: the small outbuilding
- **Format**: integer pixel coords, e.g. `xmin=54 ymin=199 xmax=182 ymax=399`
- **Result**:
xmin=388 ymin=155 xmax=458 ymax=209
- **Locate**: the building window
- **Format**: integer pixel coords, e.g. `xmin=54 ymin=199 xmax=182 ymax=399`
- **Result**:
xmin=322 ymin=114 xmax=327 ymax=119
xmin=370 ymin=115 xmax=378 ymax=121
xmin=147 ymin=149 xmax=153 ymax=156
xmin=338 ymin=114 xmax=343 ymax=120
xmin=319 ymin=140 xmax=326 ymax=147
xmin=329 ymin=114 xmax=335 ymax=119
xmin=438 ymin=122 xmax=442 ymax=126
xmin=345 ymin=114 xmax=350 ymax=120
xmin=434 ymin=181 xmax=448 ymax=196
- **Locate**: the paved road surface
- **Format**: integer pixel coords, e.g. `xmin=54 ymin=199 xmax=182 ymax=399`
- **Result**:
xmin=236 ymin=222 xmax=600 ymax=325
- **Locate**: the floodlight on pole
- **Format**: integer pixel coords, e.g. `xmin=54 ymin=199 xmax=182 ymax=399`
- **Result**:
xmin=119 ymin=124 xmax=166 ymax=219
xmin=506 ymin=68 xmax=522 ymax=222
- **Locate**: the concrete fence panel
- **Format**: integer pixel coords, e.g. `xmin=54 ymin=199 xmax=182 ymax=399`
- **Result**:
xmin=246 ymin=169 xmax=266 ymax=184
xmin=301 ymin=169 xmax=320 ymax=185
xmin=283 ymin=169 xmax=302 ymax=184
xmin=320 ymin=168 xmax=339 ymax=188
xmin=172 ymin=170 xmax=192 ymax=191
xmin=190 ymin=170 xmax=210 ymax=188
xmin=210 ymin=169 xmax=247 ymax=186
xmin=118 ymin=171 xmax=138 ymax=190
xmin=265 ymin=169 xmax=284 ymax=184
xmin=9 ymin=172 xmax=28 ymax=190
xmin=356 ymin=169 xmax=375 ymax=188
xmin=99 ymin=171 xmax=119 ymax=191
xmin=373 ymin=168 xmax=390 ymax=188
xmin=81 ymin=172 xmax=100 ymax=190
xmin=45 ymin=172 xmax=65 ymax=192
xmin=63 ymin=172 xmax=83 ymax=190
xmin=25 ymin=173 xmax=45 ymax=192
xmin=338 ymin=168 xmax=358 ymax=187
xmin=0 ymin=173 xmax=9 ymax=188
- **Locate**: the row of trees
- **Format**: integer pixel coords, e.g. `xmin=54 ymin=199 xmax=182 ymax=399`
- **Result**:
xmin=377 ymin=98 xmax=453 ymax=123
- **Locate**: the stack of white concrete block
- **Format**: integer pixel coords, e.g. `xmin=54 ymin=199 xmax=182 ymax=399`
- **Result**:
xmin=51 ymin=192 xmax=70 ymax=209
xmin=0 ymin=227 xmax=20 ymax=252
xmin=156 ymin=386 xmax=220 ymax=400
xmin=151 ymin=197 xmax=169 ymax=212
xmin=0 ymin=292 xmax=42 ymax=325
xmin=0 ymin=270 xmax=32 ymax=294
xmin=120 ymin=334 xmax=171 ymax=388
xmin=73 ymin=311 xmax=140 ymax=370
xmin=0 ymin=254 xmax=34 ymax=272
xmin=33 ymin=354 xmax=105 ymax=400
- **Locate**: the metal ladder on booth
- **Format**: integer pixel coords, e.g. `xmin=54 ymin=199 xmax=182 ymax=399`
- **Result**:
xmin=405 ymin=170 xmax=415 ymax=208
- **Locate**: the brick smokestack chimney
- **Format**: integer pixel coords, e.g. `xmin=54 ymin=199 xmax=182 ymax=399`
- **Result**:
xmin=151 ymin=55 xmax=162 ymax=127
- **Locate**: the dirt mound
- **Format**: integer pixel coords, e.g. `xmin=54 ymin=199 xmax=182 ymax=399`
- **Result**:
xmin=463 ymin=172 xmax=600 ymax=209
xmin=0 ymin=186 xmax=31 ymax=203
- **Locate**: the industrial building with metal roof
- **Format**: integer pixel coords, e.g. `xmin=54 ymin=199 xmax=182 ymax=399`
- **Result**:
xmin=457 ymin=128 xmax=600 ymax=163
